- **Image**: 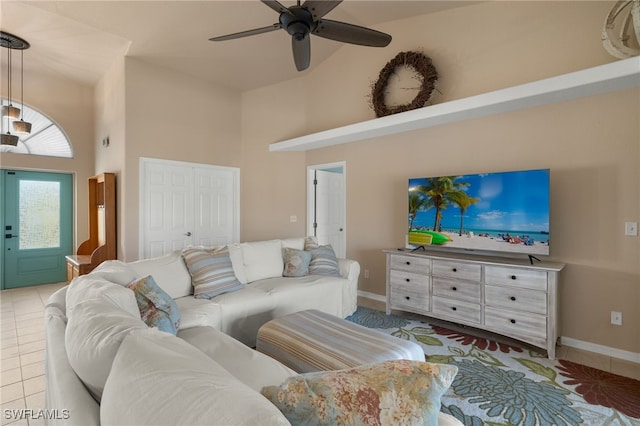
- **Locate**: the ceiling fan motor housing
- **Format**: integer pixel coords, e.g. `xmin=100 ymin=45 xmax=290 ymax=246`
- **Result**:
xmin=279 ymin=6 xmax=315 ymax=40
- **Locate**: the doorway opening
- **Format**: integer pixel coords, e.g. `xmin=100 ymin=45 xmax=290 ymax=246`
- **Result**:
xmin=307 ymin=162 xmax=346 ymax=258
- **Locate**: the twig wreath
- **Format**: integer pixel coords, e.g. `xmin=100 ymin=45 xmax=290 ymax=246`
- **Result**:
xmin=370 ymin=51 xmax=438 ymax=118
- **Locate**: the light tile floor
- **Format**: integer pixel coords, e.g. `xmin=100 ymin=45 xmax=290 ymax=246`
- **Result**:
xmin=358 ymin=296 xmax=640 ymax=381
xmin=1 ymin=283 xmax=65 ymax=426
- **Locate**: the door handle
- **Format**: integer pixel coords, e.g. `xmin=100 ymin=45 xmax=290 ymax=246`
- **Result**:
xmin=184 ymin=232 xmax=192 ymax=236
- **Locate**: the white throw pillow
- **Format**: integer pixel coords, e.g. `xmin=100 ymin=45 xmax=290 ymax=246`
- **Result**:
xmin=129 ymin=251 xmax=193 ymax=299
xmin=100 ymin=328 xmax=290 ymax=426
xmin=65 ymin=299 xmax=147 ymax=402
xmin=66 ymin=275 xmax=140 ymax=318
xmin=87 ymin=260 xmax=138 ymax=285
xmin=229 ymin=240 xmax=284 ymax=283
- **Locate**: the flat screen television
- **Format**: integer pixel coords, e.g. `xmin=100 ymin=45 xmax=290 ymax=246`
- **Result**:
xmin=408 ymin=168 xmax=550 ymax=257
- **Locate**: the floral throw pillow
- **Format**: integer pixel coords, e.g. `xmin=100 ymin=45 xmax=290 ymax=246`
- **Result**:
xmin=282 ymin=247 xmax=312 ymax=277
xmin=127 ymin=275 xmax=180 ymax=335
xmin=261 ymin=359 xmax=458 ymax=426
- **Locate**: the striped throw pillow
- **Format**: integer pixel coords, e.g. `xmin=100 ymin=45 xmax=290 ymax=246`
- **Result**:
xmin=308 ymin=245 xmax=341 ymax=277
xmin=181 ymin=247 xmax=244 ymax=299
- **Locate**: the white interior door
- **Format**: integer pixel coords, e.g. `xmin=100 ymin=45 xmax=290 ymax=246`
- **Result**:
xmin=307 ymin=163 xmax=346 ymax=258
xmin=140 ymin=158 xmax=239 ymax=259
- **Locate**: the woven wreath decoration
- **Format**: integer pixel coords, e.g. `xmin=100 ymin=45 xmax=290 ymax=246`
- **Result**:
xmin=370 ymin=51 xmax=438 ymax=118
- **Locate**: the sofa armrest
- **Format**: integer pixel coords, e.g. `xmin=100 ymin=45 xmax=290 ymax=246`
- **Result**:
xmin=338 ymin=258 xmax=360 ymax=316
xmin=338 ymin=258 xmax=360 ymax=282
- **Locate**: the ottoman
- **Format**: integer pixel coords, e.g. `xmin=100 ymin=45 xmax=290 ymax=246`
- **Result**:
xmin=256 ymin=309 xmax=425 ymax=373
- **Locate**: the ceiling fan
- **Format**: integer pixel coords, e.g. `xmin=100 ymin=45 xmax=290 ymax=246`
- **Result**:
xmin=209 ymin=0 xmax=392 ymax=71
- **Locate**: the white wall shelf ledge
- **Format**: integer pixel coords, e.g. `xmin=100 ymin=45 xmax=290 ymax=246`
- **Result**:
xmin=269 ymin=56 xmax=640 ymax=152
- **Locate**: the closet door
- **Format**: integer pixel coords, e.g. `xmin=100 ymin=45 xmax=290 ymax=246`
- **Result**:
xmin=140 ymin=158 xmax=239 ymax=259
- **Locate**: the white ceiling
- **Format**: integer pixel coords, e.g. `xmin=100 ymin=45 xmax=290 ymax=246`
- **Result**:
xmin=1 ymin=1 xmax=474 ymax=91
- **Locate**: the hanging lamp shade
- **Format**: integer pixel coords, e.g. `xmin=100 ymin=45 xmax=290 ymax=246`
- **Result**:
xmin=2 ymin=104 xmax=20 ymax=119
xmin=1 ymin=132 xmax=19 ymax=146
xmin=13 ymin=119 xmax=31 ymax=134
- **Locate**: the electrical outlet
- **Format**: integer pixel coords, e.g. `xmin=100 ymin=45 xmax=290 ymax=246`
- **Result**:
xmin=364 ymin=269 xmax=370 ymax=279
xmin=611 ymin=311 xmax=622 ymax=326
xmin=625 ymin=222 xmax=638 ymax=236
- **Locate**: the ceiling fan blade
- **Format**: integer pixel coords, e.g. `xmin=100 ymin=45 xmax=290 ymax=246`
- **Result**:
xmin=292 ymin=35 xmax=311 ymax=71
xmin=301 ymin=0 xmax=342 ymax=20
xmin=209 ymin=23 xmax=281 ymax=42
xmin=261 ymin=0 xmax=293 ymax=15
xmin=313 ymin=19 xmax=392 ymax=47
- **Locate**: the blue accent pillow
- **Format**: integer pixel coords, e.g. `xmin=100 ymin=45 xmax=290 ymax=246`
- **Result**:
xmin=283 ymin=248 xmax=312 ymax=277
xmin=127 ymin=275 xmax=180 ymax=335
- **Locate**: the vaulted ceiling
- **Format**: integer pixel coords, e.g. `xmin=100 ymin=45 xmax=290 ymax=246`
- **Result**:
xmin=2 ymin=1 xmax=474 ymax=91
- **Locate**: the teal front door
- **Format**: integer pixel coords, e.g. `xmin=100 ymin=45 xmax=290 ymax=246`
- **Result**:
xmin=1 ymin=170 xmax=73 ymax=289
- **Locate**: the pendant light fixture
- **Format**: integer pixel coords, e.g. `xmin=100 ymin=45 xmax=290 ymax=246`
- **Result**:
xmin=1 ymin=31 xmax=31 ymax=148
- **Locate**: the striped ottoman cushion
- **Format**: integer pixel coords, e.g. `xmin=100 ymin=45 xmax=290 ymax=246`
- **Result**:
xmin=256 ymin=309 xmax=425 ymax=373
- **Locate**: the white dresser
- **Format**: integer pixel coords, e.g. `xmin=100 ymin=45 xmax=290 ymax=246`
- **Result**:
xmin=385 ymin=249 xmax=565 ymax=358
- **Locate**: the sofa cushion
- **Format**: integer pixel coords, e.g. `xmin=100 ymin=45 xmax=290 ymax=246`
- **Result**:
xmin=282 ymin=247 xmax=311 ymax=277
xmin=308 ymin=245 xmax=341 ymax=277
xmin=261 ymin=359 xmax=458 ymax=426
xmin=228 ymin=239 xmax=284 ymax=284
xmin=129 ymin=251 xmax=192 ymax=299
xmin=66 ymin=274 xmax=140 ymax=319
xmin=182 ymin=246 xmax=245 ymax=299
xmin=281 ymin=237 xmax=305 ymax=250
xmin=127 ymin=275 xmax=180 ymax=335
xmin=178 ymin=326 xmax=296 ymax=392
xmin=86 ymin=260 xmax=138 ymax=286
xmin=65 ymin=298 xmax=147 ymax=401
xmin=174 ymin=296 xmax=222 ymax=330
xmin=100 ymin=328 xmax=290 ymax=426
xmin=304 ymin=235 xmax=319 ymax=250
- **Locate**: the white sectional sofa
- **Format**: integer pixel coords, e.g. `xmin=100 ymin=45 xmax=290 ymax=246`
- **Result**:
xmin=44 ymin=237 xmax=463 ymax=425
xmin=130 ymin=237 xmax=360 ymax=346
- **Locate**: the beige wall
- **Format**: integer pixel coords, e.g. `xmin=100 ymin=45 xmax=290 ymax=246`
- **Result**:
xmin=241 ymin=1 xmax=639 ymax=354
xmin=0 ymin=68 xmax=95 ymax=250
xmin=112 ymin=58 xmax=242 ymax=260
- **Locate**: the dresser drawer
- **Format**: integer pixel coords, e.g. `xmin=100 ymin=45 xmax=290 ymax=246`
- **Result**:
xmin=390 ymin=283 xmax=430 ymax=314
xmin=485 ymin=284 xmax=547 ymax=315
xmin=390 ymin=269 xmax=429 ymax=289
xmin=484 ymin=306 xmax=547 ymax=341
xmin=432 ymin=277 xmax=481 ymax=304
xmin=390 ymin=254 xmax=431 ymax=274
xmin=432 ymin=259 xmax=481 ymax=281
xmin=432 ymin=296 xmax=481 ymax=324
xmin=485 ymin=265 xmax=547 ymax=291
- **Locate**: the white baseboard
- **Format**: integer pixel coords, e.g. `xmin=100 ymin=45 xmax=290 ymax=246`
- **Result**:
xmin=357 ymin=291 xmax=639 ymax=365
xmin=560 ymin=336 xmax=640 ymax=364
xmin=357 ymin=290 xmax=386 ymax=303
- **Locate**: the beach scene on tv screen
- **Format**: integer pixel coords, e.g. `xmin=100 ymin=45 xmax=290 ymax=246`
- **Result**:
xmin=408 ymin=169 xmax=550 ymax=255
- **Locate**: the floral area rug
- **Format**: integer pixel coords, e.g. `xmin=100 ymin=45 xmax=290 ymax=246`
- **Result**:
xmin=346 ymin=307 xmax=640 ymax=426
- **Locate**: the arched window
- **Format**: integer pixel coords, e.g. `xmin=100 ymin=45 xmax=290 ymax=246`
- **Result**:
xmin=1 ymin=100 xmax=73 ymax=158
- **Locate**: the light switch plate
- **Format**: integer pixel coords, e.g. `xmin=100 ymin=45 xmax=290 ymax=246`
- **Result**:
xmin=625 ymin=222 xmax=638 ymax=236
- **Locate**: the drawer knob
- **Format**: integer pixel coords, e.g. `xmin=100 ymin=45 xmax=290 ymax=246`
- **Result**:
xmin=510 ymin=319 xmax=516 ymax=324
xmin=406 ymin=261 xmax=411 ymax=265
xmin=405 ymin=278 xmax=410 ymax=282
xmin=452 ymin=307 xmax=457 ymax=311
xmin=452 ymin=268 xmax=457 ymax=272
xmin=405 ymin=296 xmax=410 ymax=300
xmin=452 ymin=286 xmax=457 ymax=291
xmin=510 ymin=296 xmax=516 ymax=301
xmin=511 ymin=275 xmax=517 ymax=280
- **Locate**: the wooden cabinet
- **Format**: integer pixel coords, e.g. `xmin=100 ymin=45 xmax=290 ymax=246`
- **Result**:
xmin=65 ymin=173 xmax=116 ymax=282
xmin=385 ymin=250 xmax=564 ymax=358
